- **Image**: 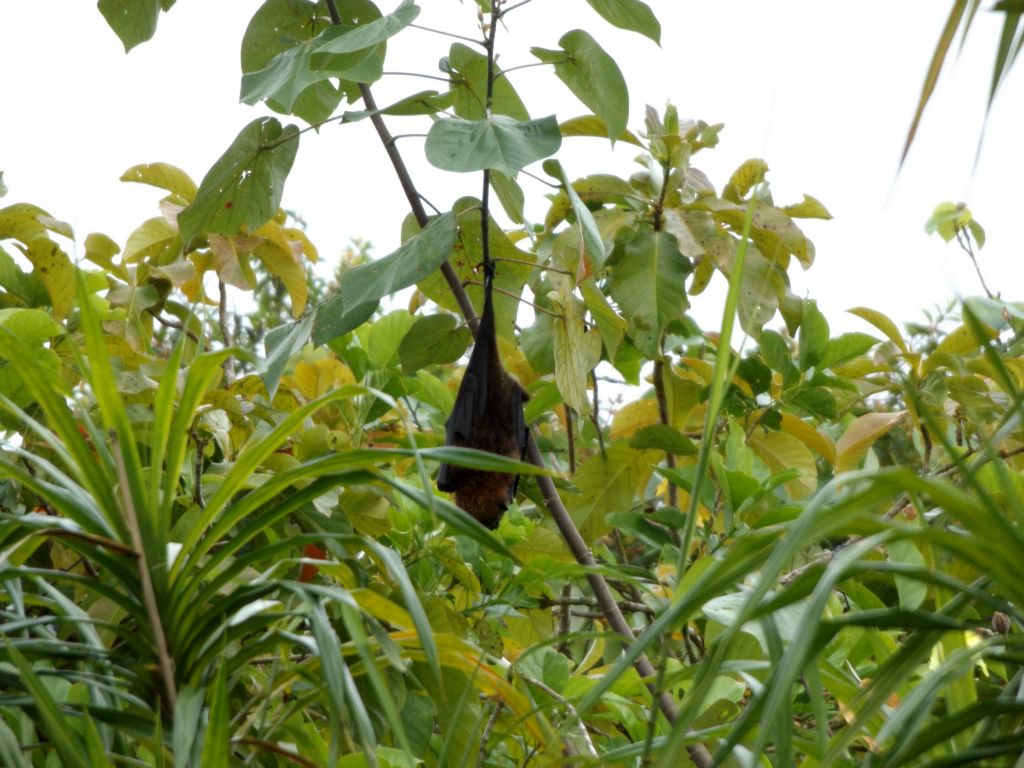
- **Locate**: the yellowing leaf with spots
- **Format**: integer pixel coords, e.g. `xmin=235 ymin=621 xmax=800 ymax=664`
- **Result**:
xmin=22 ymin=239 xmax=75 ymax=320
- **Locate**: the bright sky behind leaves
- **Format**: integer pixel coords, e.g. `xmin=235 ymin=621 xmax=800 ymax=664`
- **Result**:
xmin=2 ymin=2 xmax=1021 ymax=334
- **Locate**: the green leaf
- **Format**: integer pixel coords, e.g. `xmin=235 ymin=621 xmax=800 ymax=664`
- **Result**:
xmin=582 ymin=0 xmax=661 ymax=44
xmin=443 ymin=43 xmax=529 ymax=120
xmin=178 ymin=117 xmax=299 ymax=243
xmin=819 ymin=332 xmax=879 ymax=369
xmin=568 ymin=442 xmax=658 ymax=540
xmin=888 ymin=539 xmax=927 ymax=611
xmin=532 ymin=30 xmax=628 ymax=140
xmin=606 ymin=228 xmax=691 ymax=357
xmin=425 ymin=115 xmax=562 ymax=177
xmin=98 ymin=0 xmax=161 ymax=52
xmin=367 ymin=310 xmax=415 ymax=368
xmin=313 ymin=211 xmax=458 ymax=345
xmin=199 ymin=662 xmax=229 ymax=766
xmin=241 ymin=0 xmax=342 ymax=123
xmin=241 ymin=0 xmax=405 ymax=112
xmin=311 ymin=0 xmax=418 ymax=60
xmin=798 ymin=299 xmax=830 ymax=370
xmin=399 ymin=313 xmax=471 ymax=374
xmin=262 ymin=312 xmax=314 ymax=398
xmin=629 ymin=424 xmax=697 ymax=455
xmin=4 ymin=640 xmax=92 ymax=768
xmin=0 ymin=308 xmax=63 ymax=344
xmin=545 ymin=160 xmax=608 ymax=270
xmin=488 ymin=170 xmax=525 ymax=224
xmin=580 ymin=276 xmax=626 ymax=360
xmin=787 ymin=385 xmax=837 ymax=420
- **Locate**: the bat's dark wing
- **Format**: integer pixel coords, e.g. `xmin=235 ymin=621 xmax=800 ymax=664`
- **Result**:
xmin=507 ymin=386 xmax=530 ymax=499
xmin=436 ymin=370 xmax=479 ymax=492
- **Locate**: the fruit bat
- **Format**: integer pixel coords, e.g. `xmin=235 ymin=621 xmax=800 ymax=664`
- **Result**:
xmin=436 ymin=267 xmax=528 ymax=529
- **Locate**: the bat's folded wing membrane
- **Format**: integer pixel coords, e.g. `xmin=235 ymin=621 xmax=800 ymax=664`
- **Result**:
xmin=436 ymin=371 xmax=478 ymax=492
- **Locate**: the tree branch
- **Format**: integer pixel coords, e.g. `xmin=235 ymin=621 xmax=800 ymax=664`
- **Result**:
xmin=321 ymin=1 xmax=712 ymax=761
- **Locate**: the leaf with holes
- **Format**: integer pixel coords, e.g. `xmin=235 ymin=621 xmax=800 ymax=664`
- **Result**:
xmin=178 ymin=118 xmax=299 ymax=243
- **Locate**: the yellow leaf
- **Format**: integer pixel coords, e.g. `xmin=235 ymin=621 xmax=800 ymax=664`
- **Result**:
xmin=124 ymin=217 xmax=178 ymax=263
xmin=748 ymin=429 xmax=817 ymax=499
xmin=848 ymin=307 xmax=907 ymax=354
xmin=294 ymin=358 xmax=354 ymax=400
xmin=779 ymin=412 xmax=836 ymax=465
xmin=256 ymin=239 xmax=307 ymax=318
xmin=281 ymin=226 xmax=319 ymax=263
xmin=835 ymin=411 xmax=907 ymax=473
xmin=610 ymin=398 xmax=660 ymax=440
xmin=933 ymin=325 xmax=995 ymax=360
xmin=120 ymin=162 xmax=197 ymax=202
xmin=22 ymin=239 xmax=75 ymax=320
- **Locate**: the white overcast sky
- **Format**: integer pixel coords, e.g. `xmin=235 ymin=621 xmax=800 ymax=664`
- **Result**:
xmin=2 ymin=2 xmax=1021 ymax=334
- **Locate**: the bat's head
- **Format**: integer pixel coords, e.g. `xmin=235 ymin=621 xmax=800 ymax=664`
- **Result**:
xmin=453 ymin=471 xmax=517 ymax=530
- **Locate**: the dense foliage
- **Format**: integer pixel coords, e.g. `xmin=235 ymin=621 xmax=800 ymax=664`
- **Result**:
xmin=1 ymin=2 xmax=1023 ymax=766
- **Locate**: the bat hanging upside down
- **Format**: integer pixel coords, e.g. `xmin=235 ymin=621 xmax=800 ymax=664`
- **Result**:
xmin=436 ymin=267 xmax=529 ymax=529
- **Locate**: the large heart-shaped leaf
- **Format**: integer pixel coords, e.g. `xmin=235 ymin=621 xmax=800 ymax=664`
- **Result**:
xmin=425 ymin=115 xmax=561 ymax=176
xmin=532 ymin=30 xmax=628 ymax=140
xmin=442 ymin=43 xmax=530 ymax=120
xmin=606 ymin=228 xmax=691 ymax=357
xmin=178 ymin=118 xmax=299 ymax=243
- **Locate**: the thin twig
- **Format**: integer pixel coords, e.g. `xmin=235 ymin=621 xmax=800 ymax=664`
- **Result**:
xmin=381 ymin=71 xmax=452 ymax=83
xmin=218 ymin=280 xmax=234 ymax=385
xmin=409 ymin=22 xmax=483 ymax=46
xmin=590 ymin=372 xmax=606 ymax=457
xmin=516 ymin=672 xmax=596 ymax=758
xmin=148 ymin=309 xmax=201 ymax=345
xmin=476 ymin=700 xmax=504 ymax=768
xmin=564 ymin=405 xmax=576 ymax=474
xmin=463 ymin=279 xmax=562 ymax=317
xmin=556 ymin=582 xmax=573 ymax=657
xmin=955 ymin=225 xmax=995 ymax=299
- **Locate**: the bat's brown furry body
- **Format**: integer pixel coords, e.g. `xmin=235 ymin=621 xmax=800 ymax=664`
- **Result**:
xmin=436 ymin=270 xmax=528 ymax=529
